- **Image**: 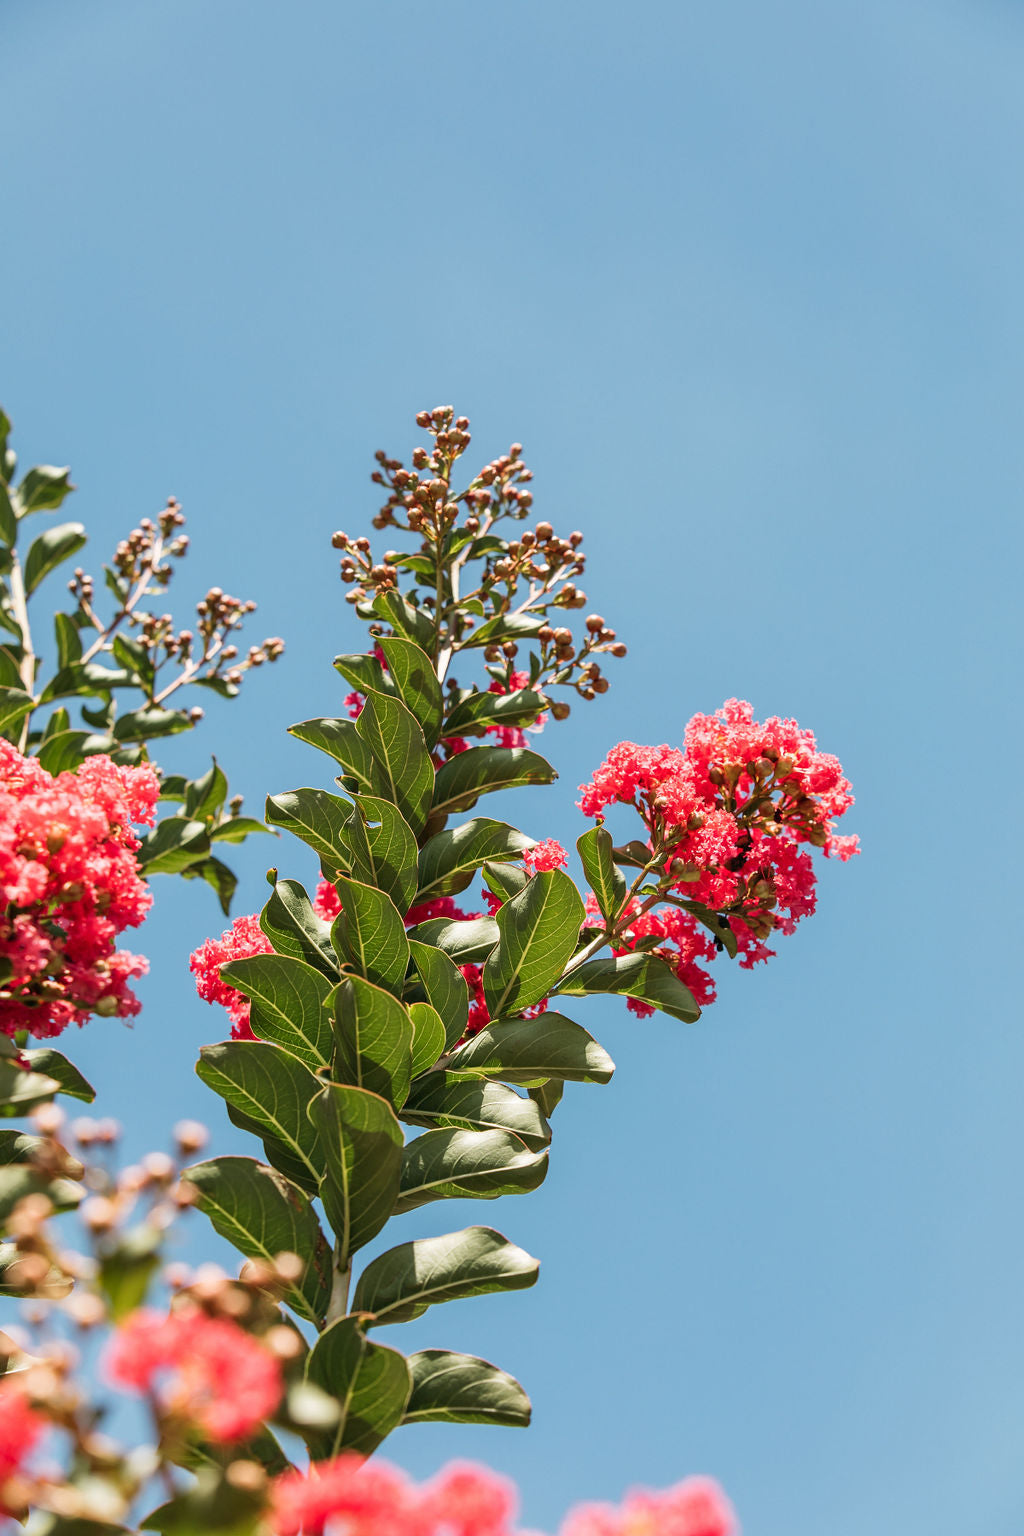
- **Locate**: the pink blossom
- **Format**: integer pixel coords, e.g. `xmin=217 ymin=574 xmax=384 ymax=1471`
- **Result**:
xmin=0 ymin=1381 xmax=44 ymax=1512
xmin=189 ymin=913 xmax=272 ymax=1038
xmin=523 ymin=840 xmax=568 ymax=875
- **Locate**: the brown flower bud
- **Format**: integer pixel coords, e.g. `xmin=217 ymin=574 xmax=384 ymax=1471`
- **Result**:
xmin=585 ymin=614 xmax=605 ymax=632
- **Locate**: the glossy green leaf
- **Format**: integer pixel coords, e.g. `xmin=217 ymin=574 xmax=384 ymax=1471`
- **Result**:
xmin=444 ymin=687 xmax=544 ymax=738
xmin=310 ymin=1084 xmax=403 ymax=1265
xmin=408 ymin=1002 xmax=446 ymax=1079
xmin=577 ymin=826 xmax=627 ymax=923
xmin=0 ymin=1060 xmax=62 ymax=1116
xmin=528 ymin=1079 xmax=565 ymax=1118
xmin=403 ymin=1350 xmax=531 ymax=1427
xmin=333 ymin=651 xmax=393 ymax=696
xmin=405 ymin=915 xmax=498 ymax=965
xmin=184 ymin=759 xmax=228 ymax=819
xmin=556 ymin=953 xmax=701 ymax=1023
xmin=482 ymin=871 xmax=585 ymax=1018
xmin=331 ymin=976 xmax=413 ymax=1108
xmin=451 ymin=1012 xmax=614 ymax=1085
xmin=112 ymin=707 xmax=193 ymax=743
xmin=53 ymin=611 xmax=82 ymax=669
xmin=185 ymin=854 xmax=238 ymax=917
xmin=219 ymin=953 xmax=334 ymax=1071
xmin=0 ymin=687 xmax=34 ymax=738
xmin=305 ymin=1316 xmax=411 ymax=1458
xmin=407 ymin=941 xmax=469 ymax=1048
xmin=21 ymin=1050 xmax=95 ymax=1102
xmin=417 ymin=819 xmax=533 ymax=903
xmin=259 ymin=880 xmax=339 ymax=981
xmin=330 ymin=876 xmax=409 ymax=997
xmin=481 ymin=861 xmax=529 ymax=903
xmin=265 ymin=786 xmax=357 ymax=878
xmin=183 ymin=1156 xmax=331 ymax=1324
xmin=373 ymin=588 xmax=435 ymax=649
xmin=18 ymin=464 xmax=73 ymax=515
xmin=375 ymin=635 xmax=443 ymax=748
xmin=0 ymin=484 xmax=14 ymax=546
xmin=395 ymin=1128 xmax=547 ymax=1213
xmin=289 ymin=716 xmax=382 ymax=793
xmin=431 ymin=746 xmax=556 ymax=817
xmin=353 ymin=1225 xmax=539 ymax=1326
xmin=197 ymin=1042 xmax=324 ymax=1189
xmin=25 ymin=518 xmax=93 ymax=592
xmin=355 ymin=691 xmax=434 ymax=833
xmin=135 ymin=815 xmax=210 ymax=873
xmin=35 ymin=729 xmax=91 ymax=774
xmin=208 ymin=815 xmax=272 ymax=844
xmin=341 ymin=793 xmax=419 ymax=913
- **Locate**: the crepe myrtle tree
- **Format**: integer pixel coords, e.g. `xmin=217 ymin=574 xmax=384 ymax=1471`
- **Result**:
xmin=0 ymin=404 xmax=855 ymax=1532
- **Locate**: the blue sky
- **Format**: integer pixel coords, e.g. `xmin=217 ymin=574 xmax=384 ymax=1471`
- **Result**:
xmin=3 ymin=1 xmax=1023 ymax=1531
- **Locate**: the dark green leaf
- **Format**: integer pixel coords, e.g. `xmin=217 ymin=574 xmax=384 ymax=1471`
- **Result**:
xmin=0 ymin=483 xmax=14 ymax=546
xmin=556 ymin=953 xmax=701 ymax=1023
xmin=425 ymin=746 xmax=558 ymax=818
xmin=209 ymin=816 xmax=272 ymax=844
xmin=330 ymin=876 xmax=409 ymax=997
xmin=21 ymin=1050 xmax=95 ymax=1102
xmin=139 ymin=1467 xmax=265 ymax=1534
xmin=612 ymin=840 xmax=654 ymax=869
xmin=463 ymin=611 xmax=547 ymax=648
xmin=111 ymin=633 xmax=154 ymax=684
xmin=39 ymin=661 xmax=132 ymax=702
xmin=185 ymin=759 xmax=229 ymax=819
xmin=450 ymin=1012 xmax=614 ymax=1085
xmin=0 ymin=687 xmax=34 ymax=738
xmin=288 ymin=717 xmax=381 ymax=794
xmin=53 ymin=612 xmax=82 ymax=669
xmin=403 ymin=1350 xmax=531 ymax=1427
xmin=24 ymin=522 xmax=87 ymax=594
xmin=186 ymin=854 xmax=238 ymax=916
xmin=408 ymin=1002 xmax=446 ymax=1079
xmin=577 ymin=826 xmax=627 ymax=923
xmin=183 ymin=1157 xmax=331 ymax=1324
xmin=482 ymin=871 xmax=585 ymax=1018
xmin=377 ymin=635 xmax=443 ymax=748
xmin=265 ymin=787 xmax=358 ymax=877
xmin=353 ymin=1225 xmax=539 ymax=1326
xmin=528 ymin=1079 xmax=565 ymax=1118
xmin=417 ymin=819 xmax=533 ymax=903
xmin=395 ymin=1128 xmax=547 ymax=1214
xmin=18 ymin=465 xmax=74 ymax=515
xmin=332 ymin=976 xmax=413 ymax=1108
xmin=0 ymin=1059 xmax=62 ymax=1116
xmin=0 ymin=1166 xmax=82 ymax=1220
xmin=112 ymin=707 xmax=192 ymax=743
xmin=35 ymin=730 xmax=91 ymax=774
xmin=345 ymin=794 xmax=419 ymax=914
xmin=481 ymin=861 xmax=529 ymax=903
xmin=305 ymin=1316 xmax=411 ymax=1458
xmin=373 ymin=589 xmax=435 ymax=649
xmin=197 ymin=1043 xmax=324 ymax=1189
xmin=400 ymin=1075 xmax=551 ymax=1151
xmin=97 ymin=1223 xmax=162 ymax=1320
xmin=309 ymin=1084 xmax=403 ymax=1264
xmin=219 ymin=953 xmax=334 ymax=1070
xmin=407 ymin=942 xmax=469 ymax=1048
xmin=259 ymin=880 xmax=339 ymax=981
xmin=355 ymin=691 xmax=434 ymax=833
xmin=405 ymin=915 xmax=498 ymax=965
xmin=333 ymin=651 xmax=393 ymax=696
xmin=444 ymin=687 xmax=545 ymax=738
xmin=0 ymin=646 xmax=21 ymax=688
xmin=135 ymin=816 xmax=210 ymax=873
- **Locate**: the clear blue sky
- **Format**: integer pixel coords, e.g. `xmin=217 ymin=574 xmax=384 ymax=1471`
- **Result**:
xmin=3 ymin=2 xmax=1022 ymax=1531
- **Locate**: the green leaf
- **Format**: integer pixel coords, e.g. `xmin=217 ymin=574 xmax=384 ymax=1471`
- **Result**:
xmin=417 ymin=819 xmax=533 ymax=903
xmin=400 ymin=1075 xmax=551 ymax=1151
xmin=39 ymin=661 xmax=131 ymax=702
xmin=135 ymin=815 xmax=210 ymax=873
xmin=97 ymin=1223 xmax=162 ymax=1321
xmin=265 ymin=786 xmax=358 ymax=877
xmin=259 ymin=880 xmax=339 ymax=981
xmin=21 ymin=1049 xmax=95 ymax=1102
xmin=111 ymin=633 xmax=154 ymax=685
xmin=305 ymin=1316 xmax=411 ymax=1458
xmin=18 ymin=465 xmax=74 ymax=515
xmin=403 ymin=1350 xmax=531 ymax=1427
xmin=53 ymin=611 xmax=83 ymax=669
xmin=288 ymin=717 xmax=381 ymax=794
xmin=528 ymin=1079 xmax=565 ymax=1118
xmin=0 ymin=687 xmax=34 ymax=739
xmin=333 ymin=651 xmax=393 ymax=696
xmin=0 ymin=646 xmax=21 ymax=688
xmin=219 ymin=953 xmax=334 ymax=1071
xmin=377 ymin=635 xmax=443 ymax=748
xmin=0 ymin=483 xmax=15 ymax=546
xmin=332 ymin=976 xmax=413 ymax=1108
xmin=330 ymin=877 xmax=409 ymax=997
xmin=407 ymin=942 xmax=469 ymax=1048
xmin=355 ymin=691 xmax=434 ymax=833
xmin=405 ymin=915 xmax=498 ymax=965
xmin=353 ymin=1225 xmax=539 ymax=1326
xmin=444 ymin=687 xmax=544 ymax=738
xmin=395 ymin=1128 xmax=547 ymax=1214
xmin=449 ymin=1012 xmax=615 ymax=1085
xmin=209 ymin=816 xmax=272 ymax=844
xmin=23 ymin=521 xmax=87 ymax=595
xmin=481 ymin=861 xmax=530 ymax=903
xmin=577 ymin=826 xmax=627 ymax=923
xmin=35 ymin=729 xmax=91 ymax=774
xmin=345 ymin=794 xmax=419 ymax=914
xmin=0 ymin=1166 xmax=82 ymax=1221
xmin=482 ymin=870 xmax=585 ymax=1018
xmin=0 ymin=1059 xmax=61 ymax=1116
xmin=197 ymin=1043 xmax=324 ymax=1189
xmin=464 ymin=610 xmax=547 ymax=648
xmin=408 ymin=1002 xmax=446 ymax=1079
xmin=373 ymin=588 xmax=435 ymax=649
xmin=112 ymin=707 xmax=192 ymax=743
xmin=556 ymin=953 xmax=701 ymax=1023
xmin=185 ymin=759 xmax=228 ymax=819
xmin=186 ymin=854 xmax=238 ymax=917
xmin=183 ymin=1157 xmax=331 ymax=1325
xmin=139 ymin=1467 xmax=265 ymax=1534
xmin=309 ymin=1084 xmax=403 ymax=1265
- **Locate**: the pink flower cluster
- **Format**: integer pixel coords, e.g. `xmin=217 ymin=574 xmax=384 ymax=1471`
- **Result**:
xmin=189 ymin=913 xmax=273 ymax=1039
xmin=578 ymin=701 xmax=857 ymax=1011
xmin=0 ymin=742 xmax=159 ymax=1039
xmin=0 ymin=1381 xmax=44 ymax=1516
xmin=106 ymin=1304 xmax=283 ymax=1442
xmin=271 ymin=1457 xmax=735 ymax=1536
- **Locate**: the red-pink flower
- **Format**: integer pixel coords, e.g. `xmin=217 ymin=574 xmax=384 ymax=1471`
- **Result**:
xmin=189 ymin=914 xmax=272 ymax=1039
xmin=106 ymin=1305 xmax=282 ymax=1443
xmin=0 ymin=741 xmax=159 ymax=1039
xmin=0 ymin=1381 xmax=45 ymax=1512
xmin=271 ymin=1455 xmax=415 ymax=1536
xmin=561 ymin=1479 xmax=735 ymax=1536
xmin=523 ymin=839 xmax=568 ymax=875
